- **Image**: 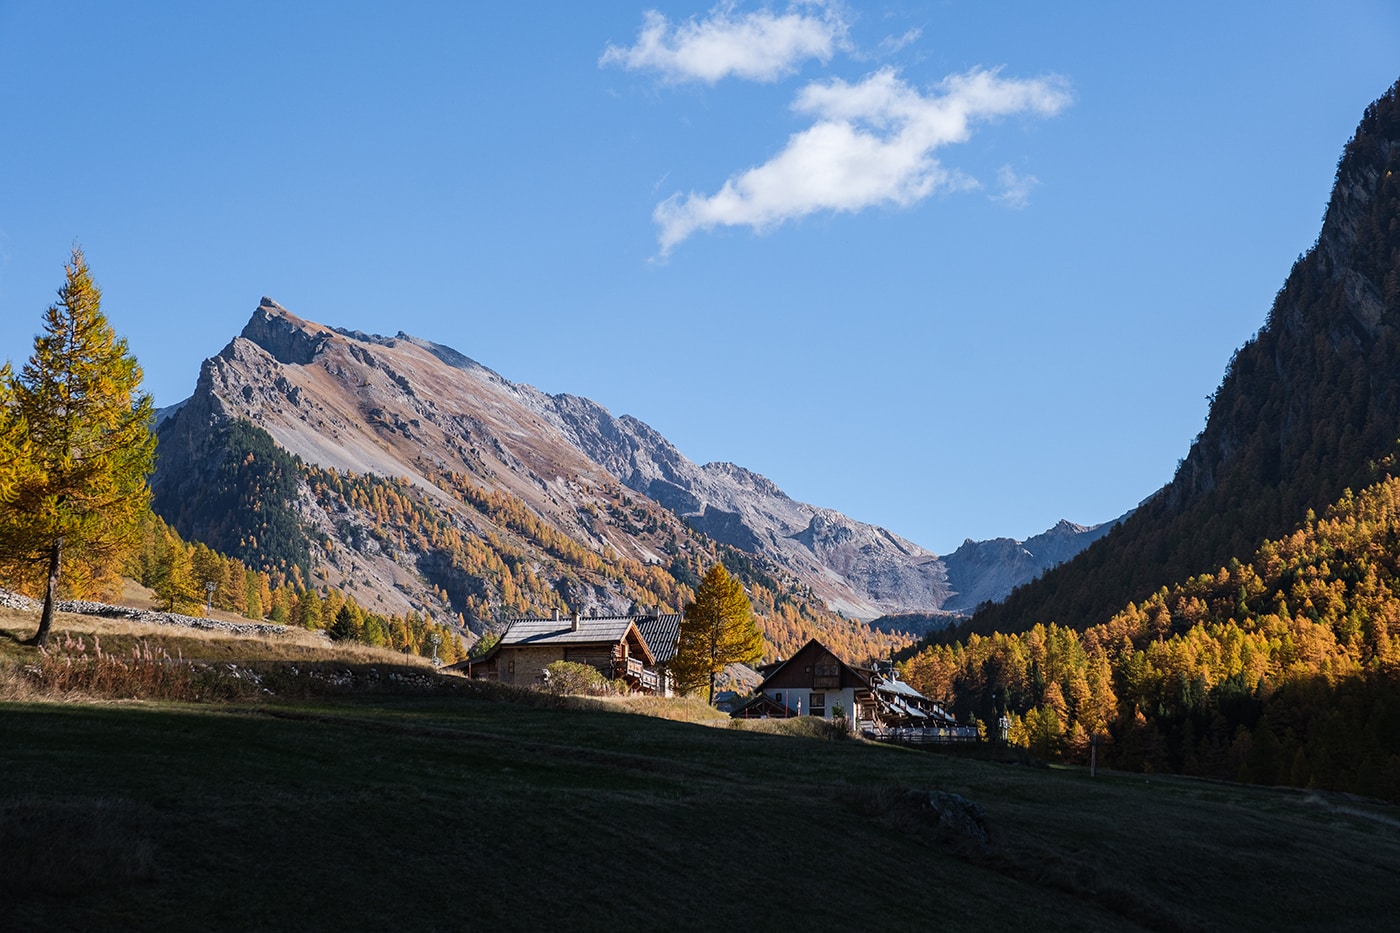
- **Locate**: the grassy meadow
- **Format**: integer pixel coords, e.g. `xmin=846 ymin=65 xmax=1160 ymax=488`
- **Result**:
xmin=2 ymin=604 xmax=1399 ymax=932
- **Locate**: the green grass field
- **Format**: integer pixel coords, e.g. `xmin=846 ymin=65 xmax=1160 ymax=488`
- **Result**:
xmin=2 ymin=607 xmax=1398 ymax=931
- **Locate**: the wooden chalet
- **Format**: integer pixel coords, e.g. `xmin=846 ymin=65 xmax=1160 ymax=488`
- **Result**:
xmin=735 ymin=638 xmax=977 ymax=742
xmin=458 ymin=612 xmax=681 ymax=695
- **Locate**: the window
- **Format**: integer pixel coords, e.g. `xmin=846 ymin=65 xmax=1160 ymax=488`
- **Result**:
xmin=810 ymin=692 xmax=826 ymax=717
xmin=813 ymin=663 xmax=840 ymax=688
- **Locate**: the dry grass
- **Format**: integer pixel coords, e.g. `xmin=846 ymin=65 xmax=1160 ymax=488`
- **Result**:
xmin=2 ymin=631 xmax=251 ymax=702
xmin=0 ymin=603 xmax=440 ymax=663
xmin=728 ymin=713 xmax=860 ymax=740
xmin=600 ymin=693 xmax=729 ymax=723
xmin=0 ymin=604 xmax=453 ymax=704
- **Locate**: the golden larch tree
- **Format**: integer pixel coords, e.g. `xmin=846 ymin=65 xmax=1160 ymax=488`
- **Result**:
xmin=672 ymin=563 xmax=764 ymax=703
xmin=0 ymin=247 xmax=156 ymax=646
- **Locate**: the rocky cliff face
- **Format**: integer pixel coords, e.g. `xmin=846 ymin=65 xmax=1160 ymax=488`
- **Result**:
xmin=965 ymin=77 xmax=1400 ymax=637
xmin=154 ymin=299 xmax=1108 ymax=622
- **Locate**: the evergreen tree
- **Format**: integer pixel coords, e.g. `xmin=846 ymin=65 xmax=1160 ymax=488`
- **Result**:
xmin=0 ymin=248 xmax=155 ymax=647
xmin=671 ymin=563 xmax=764 ymax=703
xmin=329 ymin=602 xmax=359 ymax=641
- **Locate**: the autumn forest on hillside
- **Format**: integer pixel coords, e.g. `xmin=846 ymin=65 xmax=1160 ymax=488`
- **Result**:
xmin=6 ymin=244 xmax=1400 ymax=804
xmin=904 ymin=477 xmax=1400 ymax=799
xmin=892 ymin=78 xmax=1400 ymax=802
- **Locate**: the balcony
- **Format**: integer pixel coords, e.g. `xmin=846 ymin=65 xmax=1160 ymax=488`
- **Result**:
xmin=612 ymin=656 xmax=660 ymax=693
xmin=614 ymin=656 xmax=645 ymax=680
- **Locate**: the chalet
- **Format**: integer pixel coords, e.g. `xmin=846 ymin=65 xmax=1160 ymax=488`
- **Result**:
xmin=737 ymin=639 xmax=873 ymax=722
xmin=734 ymin=638 xmax=977 ymax=742
xmin=459 ymin=612 xmax=681 ymax=696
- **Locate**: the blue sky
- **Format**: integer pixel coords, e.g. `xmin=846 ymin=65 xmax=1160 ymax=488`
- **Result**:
xmin=1 ymin=2 xmax=1397 ymax=555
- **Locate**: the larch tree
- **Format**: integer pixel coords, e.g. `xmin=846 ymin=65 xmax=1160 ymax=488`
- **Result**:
xmin=672 ymin=563 xmax=764 ymax=703
xmin=0 ymin=248 xmax=156 ymax=647
xmin=151 ymin=524 xmax=201 ymax=614
xmin=0 ymin=366 xmax=31 ymax=516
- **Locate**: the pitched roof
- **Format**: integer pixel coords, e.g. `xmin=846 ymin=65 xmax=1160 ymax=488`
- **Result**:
xmin=871 ymin=671 xmax=927 ymax=700
xmin=461 ymin=613 xmax=684 ymax=671
xmin=475 ymin=615 xmax=655 ymax=666
xmin=499 ymin=615 xmax=635 ymax=647
xmin=635 ymin=613 xmax=682 ymax=664
xmin=728 ymin=692 xmax=799 ymax=719
xmin=755 ymin=638 xmax=870 ymax=691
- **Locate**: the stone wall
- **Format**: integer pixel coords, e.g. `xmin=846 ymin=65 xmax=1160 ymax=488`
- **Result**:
xmin=0 ymin=588 xmax=293 ymax=639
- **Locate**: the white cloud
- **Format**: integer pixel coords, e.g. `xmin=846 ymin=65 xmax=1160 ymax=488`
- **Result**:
xmin=600 ymin=3 xmax=849 ymax=84
xmin=992 ymin=165 xmax=1040 ymax=209
xmin=878 ymin=27 xmax=922 ymax=56
xmin=654 ymin=66 xmax=1071 ymax=255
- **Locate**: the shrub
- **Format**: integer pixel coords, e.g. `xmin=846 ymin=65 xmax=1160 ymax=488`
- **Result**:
xmin=541 ymin=660 xmax=620 ymax=696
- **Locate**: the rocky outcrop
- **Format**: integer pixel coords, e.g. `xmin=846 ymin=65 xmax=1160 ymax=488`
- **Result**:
xmin=545 ymin=397 xmax=954 ymax=617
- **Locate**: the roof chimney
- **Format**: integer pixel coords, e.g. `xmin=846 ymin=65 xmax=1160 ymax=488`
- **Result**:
xmin=571 ymin=612 xmax=581 ymax=632
xmin=553 ymin=609 xmax=560 ymax=621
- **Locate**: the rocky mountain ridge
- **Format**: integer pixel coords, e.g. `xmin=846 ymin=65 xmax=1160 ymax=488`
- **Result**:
xmin=941 ymin=518 xmax=1119 ymax=613
xmin=152 ymin=300 xmax=1110 ymax=625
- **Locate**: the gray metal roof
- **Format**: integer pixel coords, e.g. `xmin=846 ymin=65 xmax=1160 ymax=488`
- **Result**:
xmin=487 ymin=613 xmax=681 ymax=668
xmin=872 ymin=673 xmax=928 ymax=699
xmin=500 ymin=616 xmax=639 ymax=647
xmin=635 ymin=613 xmax=682 ymax=664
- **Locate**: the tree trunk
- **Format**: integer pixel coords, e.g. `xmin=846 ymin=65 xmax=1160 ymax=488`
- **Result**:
xmin=708 ymin=620 xmax=719 ymax=705
xmin=29 ymin=536 xmax=62 ymax=648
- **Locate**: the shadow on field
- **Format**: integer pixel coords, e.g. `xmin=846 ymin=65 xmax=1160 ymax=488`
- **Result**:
xmin=0 ymin=628 xmax=29 ymax=648
xmin=0 ymin=796 xmax=159 ymax=895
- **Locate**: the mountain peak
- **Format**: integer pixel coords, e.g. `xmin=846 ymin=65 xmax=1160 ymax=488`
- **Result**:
xmin=1047 ymin=519 xmax=1088 ymax=535
xmin=240 ymin=300 xmax=330 ymax=366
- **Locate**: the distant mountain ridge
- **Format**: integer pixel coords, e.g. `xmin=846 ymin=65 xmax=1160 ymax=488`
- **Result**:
xmin=151 ymin=300 xmax=1110 ymax=629
xmin=941 ymin=518 xmax=1119 ymax=612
